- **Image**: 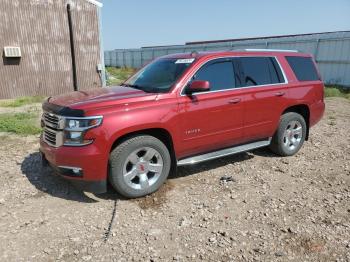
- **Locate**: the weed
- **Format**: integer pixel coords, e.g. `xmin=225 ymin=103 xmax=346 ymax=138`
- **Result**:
xmin=0 ymin=112 xmax=41 ymax=135
xmin=0 ymin=96 xmax=45 ymax=107
xmin=325 ymin=86 xmax=350 ymax=100
xmin=106 ymin=67 xmax=136 ymax=86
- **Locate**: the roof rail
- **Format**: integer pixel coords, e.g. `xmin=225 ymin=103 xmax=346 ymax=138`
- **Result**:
xmin=243 ymin=48 xmax=299 ymax=53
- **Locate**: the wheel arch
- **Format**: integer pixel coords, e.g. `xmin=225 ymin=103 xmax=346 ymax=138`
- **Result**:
xmin=109 ymin=127 xmax=177 ymax=175
xmin=282 ymin=104 xmax=310 ymax=140
xmin=110 ymin=128 xmax=173 ymax=152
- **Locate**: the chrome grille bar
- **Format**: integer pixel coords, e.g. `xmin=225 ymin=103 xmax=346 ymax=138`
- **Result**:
xmin=43 ymin=112 xmax=60 ymax=129
xmin=42 ymin=111 xmax=64 ymax=147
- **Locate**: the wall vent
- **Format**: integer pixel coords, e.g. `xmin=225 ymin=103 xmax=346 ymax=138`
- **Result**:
xmin=4 ymin=46 xmax=22 ymax=58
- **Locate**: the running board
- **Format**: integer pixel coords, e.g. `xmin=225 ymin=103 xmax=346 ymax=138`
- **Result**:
xmin=177 ymin=138 xmax=271 ymax=166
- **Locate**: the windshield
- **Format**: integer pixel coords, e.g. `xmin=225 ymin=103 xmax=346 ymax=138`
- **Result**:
xmin=123 ymin=58 xmax=194 ymax=93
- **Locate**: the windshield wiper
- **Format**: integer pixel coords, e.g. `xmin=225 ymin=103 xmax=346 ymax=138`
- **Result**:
xmin=122 ymin=83 xmax=142 ymax=89
xmin=121 ymin=83 xmax=152 ymax=93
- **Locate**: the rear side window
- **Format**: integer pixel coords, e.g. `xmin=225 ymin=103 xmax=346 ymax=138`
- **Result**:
xmin=239 ymin=57 xmax=285 ymax=86
xmin=286 ymin=56 xmax=320 ymax=81
xmin=193 ymin=60 xmax=235 ymax=91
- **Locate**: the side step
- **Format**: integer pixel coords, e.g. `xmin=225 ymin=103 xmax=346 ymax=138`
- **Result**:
xmin=177 ymin=138 xmax=271 ymax=166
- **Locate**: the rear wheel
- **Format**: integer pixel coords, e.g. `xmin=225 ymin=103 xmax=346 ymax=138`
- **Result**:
xmin=270 ymin=112 xmax=307 ymax=156
xmin=109 ymin=135 xmax=171 ymax=198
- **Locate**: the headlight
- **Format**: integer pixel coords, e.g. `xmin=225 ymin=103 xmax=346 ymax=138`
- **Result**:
xmin=63 ymin=116 xmax=103 ymax=146
xmin=66 ymin=117 xmax=102 ymax=130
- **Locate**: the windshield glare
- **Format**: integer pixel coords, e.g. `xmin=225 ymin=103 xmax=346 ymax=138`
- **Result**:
xmin=123 ymin=58 xmax=193 ymax=93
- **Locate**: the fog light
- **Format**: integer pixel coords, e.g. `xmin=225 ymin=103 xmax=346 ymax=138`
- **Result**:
xmin=57 ymin=166 xmax=83 ymax=177
xmin=72 ymin=168 xmax=80 ymax=174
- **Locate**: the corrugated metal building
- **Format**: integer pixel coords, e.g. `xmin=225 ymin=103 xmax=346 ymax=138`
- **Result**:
xmin=105 ymin=31 xmax=350 ymax=87
xmin=0 ymin=0 xmax=105 ymax=99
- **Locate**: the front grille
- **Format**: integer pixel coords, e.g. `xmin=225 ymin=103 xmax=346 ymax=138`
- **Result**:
xmin=43 ymin=127 xmax=57 ymax=146
xmin=42 ymin=111 xmax=64 ymax=147
xmin=43 ymin=112 xmax=60 ymax=129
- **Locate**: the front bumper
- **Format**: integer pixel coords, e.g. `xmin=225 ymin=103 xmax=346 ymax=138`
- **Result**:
xmin=40 ymin=138 xmax=108 ymax=193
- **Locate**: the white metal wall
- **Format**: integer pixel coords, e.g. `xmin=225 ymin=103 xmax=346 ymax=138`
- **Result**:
xmin=105 ymin=31 xmax=350 ymax=87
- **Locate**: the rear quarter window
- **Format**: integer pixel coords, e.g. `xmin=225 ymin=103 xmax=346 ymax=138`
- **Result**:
xmin=286 ymin=56 xmax=320 ymax=81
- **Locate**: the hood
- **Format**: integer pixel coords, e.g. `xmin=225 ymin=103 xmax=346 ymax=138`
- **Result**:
xmin=47 ymin=86 xmax=157 ymax=111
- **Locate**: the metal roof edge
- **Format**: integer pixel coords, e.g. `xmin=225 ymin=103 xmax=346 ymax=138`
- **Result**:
xmin=186 ymin=30 xmax=350 ymax=45
xmin=85 ymin=0 xmax=103 ymax=7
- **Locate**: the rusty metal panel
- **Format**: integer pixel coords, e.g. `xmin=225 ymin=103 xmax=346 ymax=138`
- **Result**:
xmin=0 ymin=0 xmax=102 ymax=99
xmin=71 ymin=0 xmax=102 ymax=91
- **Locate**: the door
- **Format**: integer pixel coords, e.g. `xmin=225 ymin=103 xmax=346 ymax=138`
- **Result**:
xmin=176 ymin=58 xmax=244 ymax=158
xmin=237 ymin=56 xmax=289 ymax=142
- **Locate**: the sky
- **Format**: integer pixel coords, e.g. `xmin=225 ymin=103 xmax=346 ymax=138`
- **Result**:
xmin=100 ymin=0 xmax=350 ymax=50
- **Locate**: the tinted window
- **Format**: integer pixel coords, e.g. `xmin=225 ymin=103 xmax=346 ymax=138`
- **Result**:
xmin=124 ymin=58 xmax=192 ymax=93
xmin=193 ymin=60 xmax=235 ymax=91
xmin=286 ymin=56 xmax=320 ymax=81
xmin=239 ymin=57 xmax=284 ymax=86
xmin=270 ymin=58 xmax=285 ymax=83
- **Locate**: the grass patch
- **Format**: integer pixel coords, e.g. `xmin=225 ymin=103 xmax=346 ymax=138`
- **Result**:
xmin=0 ymin=112 xmax=41 ymax=135
xmin=106 ymin=67 xmax=136 ymax=86
xmin=325 ymin=85 xmax=350 ymax=100
xmin=0 ymin=96 xmax=45 ymax=107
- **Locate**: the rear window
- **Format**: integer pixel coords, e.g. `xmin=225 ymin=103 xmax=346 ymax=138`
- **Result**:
xmin=286 ymin=56 xmax=320 ymax=81
xmin=239 ymin=57 xmax=285 ymax=86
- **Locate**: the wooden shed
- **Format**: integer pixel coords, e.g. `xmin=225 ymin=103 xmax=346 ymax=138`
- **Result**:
xmin=0 ymin=0 xmax=105 ymax=99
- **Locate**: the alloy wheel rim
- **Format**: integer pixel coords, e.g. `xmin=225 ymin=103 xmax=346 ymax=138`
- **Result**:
xmin=283 ymin=120 xmax=303 ymax=151
xmin=123 ymin=147 xmax=163 ymax=190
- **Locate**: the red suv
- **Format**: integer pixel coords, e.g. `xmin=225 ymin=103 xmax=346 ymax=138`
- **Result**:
xmin=40 ymin=50 xmax=325 ymax=198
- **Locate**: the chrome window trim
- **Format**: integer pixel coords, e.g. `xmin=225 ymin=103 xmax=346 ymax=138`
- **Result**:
xmin=179 ymin=55 xmax=288 ymax=97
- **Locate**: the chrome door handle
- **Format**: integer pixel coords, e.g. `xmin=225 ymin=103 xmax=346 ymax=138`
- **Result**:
xmin=275 ymin=91 xmax=285 ymax=97
xmin=228 ymin=98 xmax=241 ymax=104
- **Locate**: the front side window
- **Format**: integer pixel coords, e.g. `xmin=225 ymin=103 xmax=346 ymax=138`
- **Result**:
xmin=240 ymin=57 xmax=285 ymax=86
xmin=193 ymin=60 xmax=236 ymax=91
xmin=123 ymin=58 xmax=193 ymax=93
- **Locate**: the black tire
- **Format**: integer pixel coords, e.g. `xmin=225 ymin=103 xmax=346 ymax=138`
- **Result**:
xmin=109 ymin=135 xmax=171 ymax=198
xmin=269 ymin=112 xmax=307 ymax=156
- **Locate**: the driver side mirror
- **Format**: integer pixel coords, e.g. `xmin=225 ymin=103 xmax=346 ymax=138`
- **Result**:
xmin=186 ymin=80 xmax=210 ymax=94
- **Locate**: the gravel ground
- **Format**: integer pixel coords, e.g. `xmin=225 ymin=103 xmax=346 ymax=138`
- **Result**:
xmin=0 ymin=97 xmax=349 ymax=262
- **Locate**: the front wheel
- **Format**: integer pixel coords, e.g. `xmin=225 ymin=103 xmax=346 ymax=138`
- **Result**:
xmin=109 ymin=135 xmax=171 ymax=198
xmin=270 ymin=112 xmax=307 ymax=156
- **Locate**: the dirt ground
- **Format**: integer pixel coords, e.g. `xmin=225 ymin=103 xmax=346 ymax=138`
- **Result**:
xmin=0 ymin=97 xmax=349 ymax=262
